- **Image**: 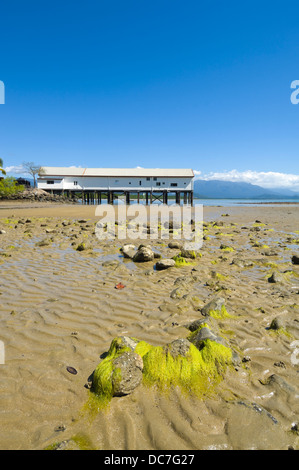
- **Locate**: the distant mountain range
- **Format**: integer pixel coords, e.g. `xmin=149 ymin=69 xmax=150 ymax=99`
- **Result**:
xmin=194 ymin=179 xmax=299 ymax=199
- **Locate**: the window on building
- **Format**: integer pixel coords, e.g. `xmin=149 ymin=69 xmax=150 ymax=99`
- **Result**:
xmin=170 ymin=183 xmax=178 ymax=187
xmin=153 ymin=177 xmax=157 ymax=181
xmin=156 ymin=182 xmax=161 ymax=186
xmin=115 ymin=179 xmax=119 ymax=183
xmin=74 ymin=181 xmax=78 ymax=186
xmin=139 ymin=180 xmax=142 ymax=186
xmin=47 ymin=180 xmax=55 ymax=185
xmin=146 ymin=177 xmax=150 ymax=181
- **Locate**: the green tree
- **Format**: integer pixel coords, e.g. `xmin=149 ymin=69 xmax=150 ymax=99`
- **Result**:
xmin=0 ymin=177 xmax=24 ymax=199
xmin=0 ymin=158 xmax=6 ymax=175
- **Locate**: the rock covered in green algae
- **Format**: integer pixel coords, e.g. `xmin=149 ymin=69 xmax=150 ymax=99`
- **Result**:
xmin=201 ymin=296 xmax=227 ymax=317
xmin=91 ymin=336 xmax=143 ymax=401
xmin=110 ymin=351 xmax=143 ymax=396
xmin=268 ymin=271 xmax=286 ymax=284
xmin=91 ymin=331 xmax=236 ymax=407
xmin=188 ymin=326 xmax=227 ymax=349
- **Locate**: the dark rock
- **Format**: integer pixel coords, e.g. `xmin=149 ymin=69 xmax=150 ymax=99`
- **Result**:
xmin=201 ymin=296 xmax=225 ymax=316
xmin=168 ymin=241 xmax=182 ymax=249
xmin=187 ymin=318 xmax=211 ymax=332
xmin=269 ymin=316 xmax=285 ymax=330
xmin=133 ymin=246 xmax=155 ymax=262
xmin=111 ymin=351 xmax=143 ymax=396
xmin=268 ymin=271 xmax=285 ymax=284
xmin=292 ymin=255 xmax=299 ymax=265
xmin=232 ymin=258 xmax=254 ymax=268
xmin=180 ymin=248 xmax=197 ymax=259
xmin=155 ymin=259 xmax=176 ymax=270
xmin=189 ymin=326 xmax=227 ymax=349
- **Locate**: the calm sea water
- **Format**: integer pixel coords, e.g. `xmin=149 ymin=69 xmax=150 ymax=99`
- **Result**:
xmin=193 ymin=198 xmax=299 ymax=207
xmin=79 ymin=197 xmax=299 ymax=207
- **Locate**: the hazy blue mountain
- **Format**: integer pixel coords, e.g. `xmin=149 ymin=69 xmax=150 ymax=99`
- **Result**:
xmin=194 ymin=179 xmax=299 ymax=199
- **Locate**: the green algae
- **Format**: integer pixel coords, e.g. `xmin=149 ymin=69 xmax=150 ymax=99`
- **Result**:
xmin=269 ymin=327 xmax=293 ymax=339
xmin=220 ymin=245 xmax=234 ymax=252
xmin=141 ymin=340 xmax=233 ymax=398
xmin=208 ymin=305 xmax=233 ymax=320
xmin=172 ymin=255 xmax=194 ymax=267
xmin=90 ymin=337 xmax=132 ymax=408
xmin=213 ymin=272 xmax=228 ymax=281
xmin=44 ymin=433 xmax=95 ymax=450
xmin=187 ymin=323 xmax=210 ymax=342
xmin=90 ymin=333 xmax=234 ymax=410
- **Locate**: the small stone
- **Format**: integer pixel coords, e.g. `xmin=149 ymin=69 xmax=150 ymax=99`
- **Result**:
xmin=133 ymin=246 xmax=155 ymax=262
xmin=76 ymin=242 xmax=86 ymax=251
xmin=155 ymin=259 xmax=176 ymax=270
xmin=121 ymin=244 xmax=136 ymax=259
xmin=242 ymin=356 xmax=251 ymax=363
xmin=268 ymin=271 xmax=285 ymax=284
xmin=274 ymin=361 xmax=286 ymax=368
xmin=180 ymin=248 xmax=197 ymax=259
xmin=35 ymin=239 xmax=50 ymax=247
xmin=187 ymin=318 xmax=210 ymax=332
xmin=54 ymin=425 xmax=66 ymax=432
xmin=201 ymin=296 xmax=225 ymax=316
xmin=292 ymin=255 xmax=299 ymax=265
xmin=269 ymin=316 xmax=285 ymax=330
xmin=168 ymin=241 xmax=182 ymax=249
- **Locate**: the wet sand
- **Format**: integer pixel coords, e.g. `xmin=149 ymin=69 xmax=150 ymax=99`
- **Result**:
xmin=0 ymin=202 xmax=299 ymax=450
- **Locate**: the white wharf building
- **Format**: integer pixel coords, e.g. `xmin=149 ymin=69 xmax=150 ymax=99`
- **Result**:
xmin=37 ymin=167 xmax=195 ymax=204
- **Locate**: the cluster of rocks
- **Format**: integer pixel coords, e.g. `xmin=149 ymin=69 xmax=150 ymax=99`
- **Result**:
xmin=3 ymin=188 xmax=77 ymax=203
xmin=90 ymin=296 xmax=241 ymax=399
xmin=120 ymin=243 xmax=176 ymax=270
xmin=120 ymin=241 xmax=200 ymax=270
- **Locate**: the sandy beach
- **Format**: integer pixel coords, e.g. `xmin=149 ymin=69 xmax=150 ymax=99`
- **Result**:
xmin=0 ymin=201 xmax=299 ymax=450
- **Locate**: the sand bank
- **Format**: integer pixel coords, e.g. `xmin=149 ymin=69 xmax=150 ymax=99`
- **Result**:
xmin=0 ymin=202 xmax=298 ymax=450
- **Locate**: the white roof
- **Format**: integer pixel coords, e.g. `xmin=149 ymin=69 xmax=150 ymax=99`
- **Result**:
xmin=39 ymin=167 xmax=194 ymax=178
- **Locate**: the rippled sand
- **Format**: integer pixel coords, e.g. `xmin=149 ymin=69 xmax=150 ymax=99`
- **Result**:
xmin=0 ymin=202 xmax=299 ymax=450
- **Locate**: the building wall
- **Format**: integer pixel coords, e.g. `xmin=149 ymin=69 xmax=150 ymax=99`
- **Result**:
xmin=37 ymin=176 xmax=193 ymax=191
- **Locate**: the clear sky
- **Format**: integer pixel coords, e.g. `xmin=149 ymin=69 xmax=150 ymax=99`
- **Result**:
xmin=1 ymin=1 xmax=299 ymax=189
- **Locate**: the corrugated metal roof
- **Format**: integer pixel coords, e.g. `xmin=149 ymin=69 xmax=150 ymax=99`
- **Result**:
xmin=39 ymin=167 xmax=194 ymax=178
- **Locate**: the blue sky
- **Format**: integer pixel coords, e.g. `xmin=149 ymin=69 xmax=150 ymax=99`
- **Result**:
xmin=1 ymin=1 xmax=299 ymax=189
